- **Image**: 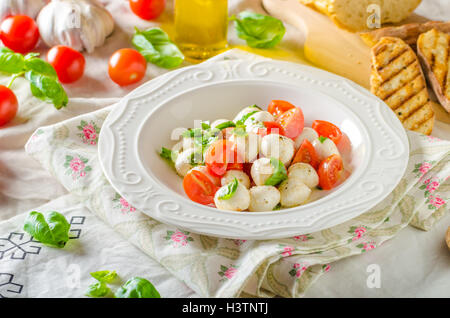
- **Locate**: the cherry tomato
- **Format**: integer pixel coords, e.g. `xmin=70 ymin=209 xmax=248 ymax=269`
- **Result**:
xmin=129 ymin=0 xmax=165 ymax=20
xmin=0 ymin=15 xmax=40 ymax=54
xmin=257 ymin=121 xmax=285 ymax=137
xmin=0 ymin=85 xmax=18 ymax=126
xmin=183 ymin=168 xmax=218 ymax=205
xmin=205 ymin=140 xmax=242 ymax=177
xmin=292 ymin=139 xmax=319 ymax=169
xmin=108 ymin=48 xmax=147 ymax=86
xmin=276 ymin=107 xmax=304 ymax=140
xmin=318 ymin=154 xmax=343 ymax=190
xmin=312 ymin=120 xmax=343 ymax=145
xmin=47 ymin=45 xmax=85 ymax=84
xmin=268 ymin=100 xmax=295 ymax=117
xmin=336 ymin=132 xmax=351 ymax=155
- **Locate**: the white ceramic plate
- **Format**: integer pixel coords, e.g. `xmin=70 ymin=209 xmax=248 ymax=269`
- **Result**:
xmin=98 ymin=58 xmax=409 ymax=240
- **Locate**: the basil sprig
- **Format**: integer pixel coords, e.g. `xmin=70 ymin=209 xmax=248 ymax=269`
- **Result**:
xmin=231 ymin=12 xmax=286 ymax=49
xmin=264 ymin=158 xmax=287 ymax=186
xmin=217 ymin=178 xmax=239 ymax=200
xmin=23 ymin=211 xmax=70 ymax=248
xmin=132 ymin=27 xmax=184 ymax=69
xmin=115 ymin=277 xmax=161 ymax=298
xmin=0 ymin=49 xmax=68 ymax=109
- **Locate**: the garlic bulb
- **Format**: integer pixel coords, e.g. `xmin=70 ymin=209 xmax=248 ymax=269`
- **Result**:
xmin=0 ymin=0 xmax=49 ymax=21
xmin=37 ymin=0 xmax=114 ymax=53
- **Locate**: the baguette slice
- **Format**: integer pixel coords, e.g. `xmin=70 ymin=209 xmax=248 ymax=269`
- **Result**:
xmin=360 ymin=21 xmax=450 ymax=47
xmin=298 ymin=0 xmax=422 ymax=32
xmin=417 ymin=29 xmax=450 ymax=113
xmin=370 ymin=37 xmax=434 ymax=135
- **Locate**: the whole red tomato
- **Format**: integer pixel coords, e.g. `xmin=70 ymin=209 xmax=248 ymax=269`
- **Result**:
xmin=47 ymin=45 xmax=85 ymax=84
xmin=108 ymin=48 xmax=147 ymax=86
xmin=0 ymin=15 xmax=40 ymax=54
xmin=129 ymin=0 xmax=165 ymax=20
xmin=0 ymin=85 xmax=18 ymax=127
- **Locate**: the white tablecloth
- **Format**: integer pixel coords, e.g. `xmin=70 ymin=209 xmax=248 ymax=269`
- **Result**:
xmin=0 ymin=0 xmax=449 ymax=298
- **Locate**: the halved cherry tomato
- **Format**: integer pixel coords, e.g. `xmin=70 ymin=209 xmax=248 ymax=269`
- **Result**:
xmin=129 ymin=0 xmax=165 ymax=20
xmin=336 ymin=132 xmax=351 ymax=155
xmin=47 ymin=45 xmax=85 ymax=84
xmin=0 ymin=15 xmax=40 ymax=54
xmin=276 ymin=107 xmax=304 ymax=140
xmin=108 ymin=48 xmax=147 ymax=86
xmin=183 ymin=169 xmax=218 ymax=205
xmin=318 ymin=154 xmax=343 ymax=190
xmin=292 ymin=139 xmax=319 ymax=169
xmin=312 ymin=120 xmax=343 ymax=145
xmin=257 ymin=121 xmax=285 ymax=137
xmin=205 ymin=140 xmax=242 ymax=177
xmin=268 ymin=100 xmax=295 ymax=117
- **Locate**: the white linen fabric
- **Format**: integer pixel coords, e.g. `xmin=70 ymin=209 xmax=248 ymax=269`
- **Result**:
xmin=0 ymin=0 xmax=449 ymax=298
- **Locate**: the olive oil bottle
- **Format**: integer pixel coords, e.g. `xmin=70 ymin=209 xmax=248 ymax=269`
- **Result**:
xmin=174 ymin=0 xmax=228 ymax=61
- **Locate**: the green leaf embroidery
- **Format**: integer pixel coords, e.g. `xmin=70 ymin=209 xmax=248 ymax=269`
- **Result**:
xmin=85 ymin=282 xmax=110 ymax=298
xmin=114 ymin=277 xmax=161 ymax=298
xmin=231 ymin=12 xmax=286 ymax=49
xmin=264 ymin=158 xmax=287 ymax=186
xmin=90 ymin=270 xmax=117 ymax=283
xmin=217 ymin=178 xmax=239 ymax=200
xmin=23 ymin=211 xmax=70 ymax=248
xmin=132 ymin=27 xmax=184 ymax=69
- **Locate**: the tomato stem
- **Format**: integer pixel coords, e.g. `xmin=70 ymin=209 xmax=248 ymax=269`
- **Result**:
xmin=7 ymin=72 xmax=24 ymax=89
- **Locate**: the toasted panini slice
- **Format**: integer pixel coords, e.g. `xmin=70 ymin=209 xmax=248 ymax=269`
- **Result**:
xmin=371 ymin=37 xmax=435 ymax=135
xmin=360 ymin=21 xmax=450 ymax=47
xmin=417 ymin=29 xmax=450 ymax=113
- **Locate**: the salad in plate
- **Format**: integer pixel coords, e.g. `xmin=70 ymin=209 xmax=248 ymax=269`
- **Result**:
xmin=160 ymin=100 xmax=352 ymax=212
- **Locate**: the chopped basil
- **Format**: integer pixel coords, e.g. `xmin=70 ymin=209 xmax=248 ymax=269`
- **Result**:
xmin=215 ymin=121 xmax=236 ymax=130
xmin=160 ymin=147 xmax=178 ymax=167
xmin=318 ymin=136 xmax=328 ymax=143
xmin=217 ymin=178 xmax=239 ymax=200
xmin=264 ymin=158 xmax=287 ymax=186
xmin=231 ymin=12 xmax=286 ymax=49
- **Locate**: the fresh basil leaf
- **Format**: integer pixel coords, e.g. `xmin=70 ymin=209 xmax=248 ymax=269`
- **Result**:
xmin=114 ymin=277 xmax=161 ymax=298
xmin=25 ymin=70 xmax=68 ymax=109
xmin=231 ymin=12 xmax=286 ymax=49
xmin=160 ymin=147 xmax=173 ymax=161
xmin=24 ymin=57 xmax=58 ymax=78
xmin=215 ymin=121 xmax=236 ymax=130
xmin=318 ymin=136 xmax=328 ymax=143
xmin=217 ymin=178 xmax=239 ymax=200
xmin=201 ymin=121 xmax=211 ymax=130
xmin=0 ymin=48 xmax=24 ymax=74
xmin=90 ymin=270 xmax=117 ymax=283
xmin=85 ymin=282 xmax=111 ymax=298
xmin=132 ymin=27 xmax=184 ymax=69
xmin=236 ymin=109 xmax=259 ymax=126
xmin=264 ymin=158 xmax=287 ymax=186
xmin=23 ymin=211 xmax=70 ymax=248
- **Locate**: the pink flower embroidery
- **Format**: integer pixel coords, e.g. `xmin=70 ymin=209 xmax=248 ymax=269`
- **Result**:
xmin=426 ymin=181 xmax=439 ymax=193
xmin=77 ymin=120 xmax=100 ymax=145
xmin=224 ymin=267 xmax=237 ymax=279
xmin=353 ymin=226 xmax=367 ymax=240
xmin=171 ymin=231 xmax=188 ymax=246
xmin=362 ymin=242 xmax=376 ymax=252
xmin=293 ymin=234 xmax=313 ymax=241
xmin=114 ymin=196 xmax=136 ymax=213
xmin=419 ymin=162 xmax=432 ymax=175
xmin=289 ymin=262 xmax=309 ymax=278
xmin=428 ymin=195 xmax=446 ymax=209
xmin=70 ymin=157 xmax=85 ymax=172
xmin=232 ymin=239 xmax=247 ymax=246
xmin=64 ymin=155 xmax=91 ymax=180
xmin=281 ymin=246 xmax=295 ymax=257
xmin=218 ymin=265 xmax=238 ymax=281
xmin=323 ymin=264 xmax=331 ymax=272
xmin=164 ymin=230 xmax=194 ymax=247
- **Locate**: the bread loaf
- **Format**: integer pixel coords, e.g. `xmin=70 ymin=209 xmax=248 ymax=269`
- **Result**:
xmin=298 ymin=0 xmax=422 ymax=31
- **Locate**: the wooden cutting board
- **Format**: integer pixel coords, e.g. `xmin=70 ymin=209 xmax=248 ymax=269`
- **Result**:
xmin=262 ymin=0 xmax=450 ymax=127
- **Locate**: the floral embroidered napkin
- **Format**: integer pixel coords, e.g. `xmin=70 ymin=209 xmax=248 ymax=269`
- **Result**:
xmin=24 ymin=52 xmax=449 ymax=298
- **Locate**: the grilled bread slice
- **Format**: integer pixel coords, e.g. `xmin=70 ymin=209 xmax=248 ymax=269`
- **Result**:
xmin=370 ymin=37 xmax=434 ymax=135
xmin=417 ymin=29 xmax=450 ymax=113
xmin=360 ymin=21 xmax=450 ymax=47
xmin=298 ymin=0 xmax=422 ymax=32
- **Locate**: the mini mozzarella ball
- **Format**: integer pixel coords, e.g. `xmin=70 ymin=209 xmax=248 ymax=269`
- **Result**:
xmin=288 ymin=163 xmax=319 ymax=188
xmin=182 ymin=136 xmax=195 ymax=151
xmin=312 ymin=138 xmax=340 ymax=161
xmin=214 ymin=183 xmax=250 ymax=212
xmin=229 ymin=132 xmax=261 ymax=163
xmin=191 ymin=166 xmax=220 ymax=186
xmin=244 ymin=111 xmax=274 ymax=133
xmin=251 ymin=158 xmax=275 ymax=186
xmin=279 ymin=178 xmax=311 ymax=207
xmin=211 ymin=119 xmax=230 ymax=128
xmin=221 ymin=170 xmax=251 ymax=188
xmin=294 ymin=127 xmax=319 ymax=150
xmin=233 ymin=106 xmax=261 ymax=123
xmin=260 ymin=134 xmax=295 ymax=166
xmin=175 ymin=148 xmax=196 ymax=177
xmin=248 ymin=186 xmax=281 ymax=212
